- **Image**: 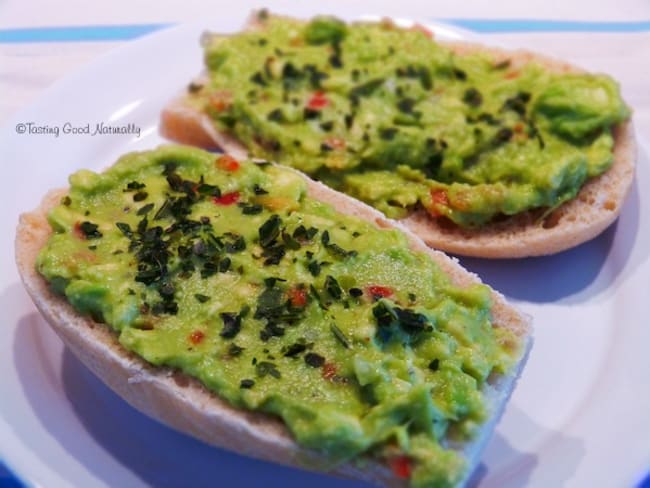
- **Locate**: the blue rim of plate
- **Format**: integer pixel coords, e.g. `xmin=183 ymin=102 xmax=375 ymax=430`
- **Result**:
xmin=0 ymin=19 xmax=650 ymax=43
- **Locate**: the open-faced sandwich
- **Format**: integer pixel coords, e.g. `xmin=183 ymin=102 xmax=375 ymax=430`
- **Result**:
xmin=16 ymin=146 xmax=531 ymax=487
xmin=161 ymin=11 xmax=635 ymax=258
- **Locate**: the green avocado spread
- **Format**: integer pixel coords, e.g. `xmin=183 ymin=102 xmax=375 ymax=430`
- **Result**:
xmin=37 ymin=146 xmax=522 ymax=487
xmin=193 ymin=13 xmax=630 ymax=226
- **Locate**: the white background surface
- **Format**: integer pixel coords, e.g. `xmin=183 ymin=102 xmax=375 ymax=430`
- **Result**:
xmin=1 ymin=2 xmax=649 ymax=487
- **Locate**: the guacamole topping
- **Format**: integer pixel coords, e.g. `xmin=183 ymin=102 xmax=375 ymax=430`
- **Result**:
xmin=37 ymin=146 xmax=521 ymax=487
xmin=195 ymin=13 xmax=630 ymax=227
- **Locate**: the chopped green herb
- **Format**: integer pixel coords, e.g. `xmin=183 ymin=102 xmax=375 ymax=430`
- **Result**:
xmin=304 ymin=352 xmax=325 ymax=368
xmin=267 ymin=108 xmax=285 ymax=122
xmin=303 ymin=107 xmax=321 ymax=120
xmin=137 ymin=203 xmax=155 ymax=216
xmin=320 ymin=120 xmax=334 ymax=131
xmin=397 ymin=97 xmax=416 ymax=113
xmin=350 ymin=78 xmax=384 ymax=98
xmin=309 ymin=284 xmax=328 ymax=310
xmin=225 ymin=235 xmax=246 ymax=253
xmin=228 ymin=343 xmax=244 ymax=357
xmin=259 ymin=215 xmax=282 ymax=248
xmin=262 ymin=243 xmax=286 ymax=265
xmin=133 ymin=191 xmax=148 ymax=202
xmin=284 ymin=342 xmax=308 ymax=357
xmin=330 ymin=323 xmax=350 ymax=349
xmin=242 ymin=203 xmax=263 ymax=215
xmin=250 ymin=71 xmax=267 ymax=86
xmin=453 ymin=68 xmax=467 ymax=80
xmin=218 ymin=257 xmax=231 ymax=272
xmin=463 ymin=88 xmax=483 ymax=107
xmin=293 ymin=225 xmax=318 ymax=242
xmin=187 ymin=82 xmax=204 ymax=93
xmin=307 ymin=260 xmax=321 ymax=277
xmin=115 ymin=222 xmax=132 ymax=237
xmin=321 ymin=230 xmax=330 ymax=245
xmin=493 ymin=127 xmax=514 ymax=146
xmin=501 ymin=92 xmax=531 ymax=117
xmin=325 ymin=275 xmax=343 ymax=300
xmin=220 ymin=312 xmax=242 ymax=339
xmin=349 ymin=287 xmax=363 ymax=298
xmin=281 ymin=231 xmax=301 ymax=250
xmin=78 ymin=221 xmax=103 ymax=239
xmin=256 ymin=361 xmax=281 ymax=379
xmin=379 ymin=128 xmax=398 ymax=140
xmin=125 ymin=181 xmax=145 ymax=191
xmin=253 ymin=184 xmax=268 ymax=195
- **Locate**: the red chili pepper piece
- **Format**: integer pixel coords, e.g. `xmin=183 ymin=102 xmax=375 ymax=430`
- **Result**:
xmin=288 ymin=287 xmax=307 ymax=307
xmin=213 ymin=191 xmax=240 ymax=205
xmin=189 ymin=330 xmax=205 ymax=345
xmin=410 ymin=23 xmax=433 ymax=38
xmin=427 ymin=189 xmax=450 ymax=218
xmin=367 ymin=285 xmax=393 ymax=299
xmin=389 ymin=455 xmax=412 ymax=479
xmin=323 ymin=137 xmax=346 ymax=150
xmin=209 ymin=90 xmax=232 ymax=112
xmin=216 ymin=154 xmax=240 ymax=172
xmin=307 ymin=91 xmax=329 ymax=110
xmin=322 ymin=363 xmax=337 ymax=380
xmin=73 ymin=221 xmax=84 ymax=239
xmin=430 ymin=188 xmax=449 ymax=207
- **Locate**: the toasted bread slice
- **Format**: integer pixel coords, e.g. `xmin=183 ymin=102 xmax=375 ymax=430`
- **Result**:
xmin=16 ymin=154 xmax=531 ymax=487
xmin=160 ymin=17 xmax=636 ymax=259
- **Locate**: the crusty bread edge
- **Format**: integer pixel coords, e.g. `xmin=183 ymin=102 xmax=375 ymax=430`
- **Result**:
xmin=15 ymin=164 xmax=532 ymax=486
xmin=160 ymin=21 xmax=636 ymax=259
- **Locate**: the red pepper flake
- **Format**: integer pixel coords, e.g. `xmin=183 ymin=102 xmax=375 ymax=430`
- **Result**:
xmin=389 ymin=455 xmax=413 ymax=479
xmin=513 ymin=122 xmax=525 ymax=133
xmin=288 ymin=287 xmax=307 ymax=307
xmin=209 ymin=90 xmax=232 ymax=112
xmin=307 ymin=91 xmax=329 ymax=110
xmin=367 ymin=285 xmax=393 ymax=299
xmin=73 ymin=221 xmax=84 ymax=239
xmin=213 ymin=191 xmax=240 ymax=206
xmin=216 ymin=155 xmax=240 ymax=172
xmin=322 ymin=362 xmax=337 ymax=380
xmin=323 ymin=137 xmax=346 ymax=150
xmin=505 ymin=70 xmax=520 ymax=80
xmin=427 ymin=189 xmax=450 ymax=218
xmin=431 ymin=188 xmax=449 ymax=207
xmin=410 ymin=23 xmax=433 ymax=38
xmin=189 ymin=330 xmax=205 ymax=345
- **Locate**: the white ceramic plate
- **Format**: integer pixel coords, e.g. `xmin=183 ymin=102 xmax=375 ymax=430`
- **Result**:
xmin=1 ymin=13 xmax=649 ymax=488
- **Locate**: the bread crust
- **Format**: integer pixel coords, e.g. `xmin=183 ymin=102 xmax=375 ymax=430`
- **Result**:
xmin=15 ymin=159 xmax=531 ymax=486
xmin=160 ymin=21 xmax=636 ymax=258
